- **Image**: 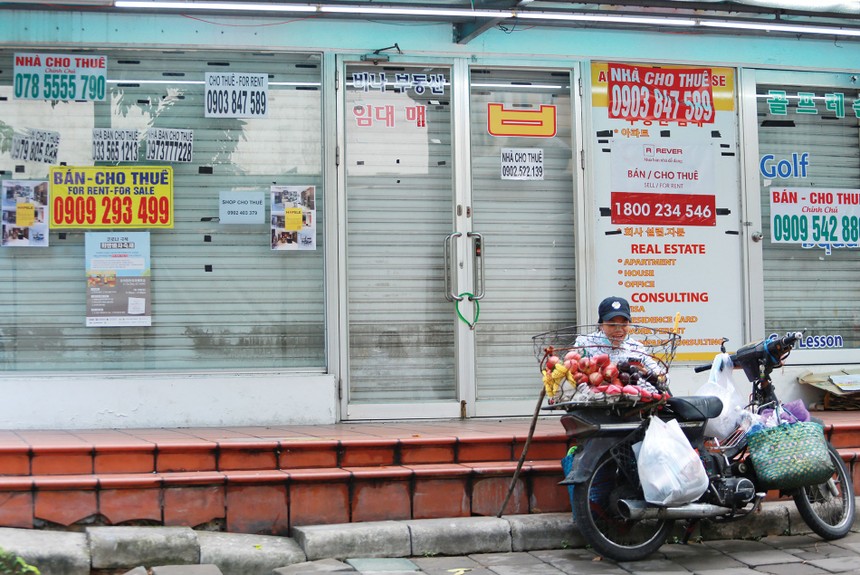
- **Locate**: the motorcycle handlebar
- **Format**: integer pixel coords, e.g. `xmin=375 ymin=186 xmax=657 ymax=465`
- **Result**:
xmin=692 ymin=332 xmax=802 ymax=375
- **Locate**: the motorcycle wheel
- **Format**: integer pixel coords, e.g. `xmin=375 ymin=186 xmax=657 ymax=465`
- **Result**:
xmin=572 ymin=451 xmax=673 ymax=561
xmin=793 ymin=442 xmax=856 ymax=540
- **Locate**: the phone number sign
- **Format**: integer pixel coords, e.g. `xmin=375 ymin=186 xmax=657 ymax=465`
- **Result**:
xmin=607 ymin=63 xmax=715 ymax=124
xmin=14 ymin=53 xmax=107 ymax=102
xmin=611 ymin=192 xmax=716 ymax=226
xmin=49 ymin=166 xmax=174 ymax=229
xmin=770 ymin=187 xmax=860 ymax=244
xmin=205 ymin=72 xmax=268 ymax=118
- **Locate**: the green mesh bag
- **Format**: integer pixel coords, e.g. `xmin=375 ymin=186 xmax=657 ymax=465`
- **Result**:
xmin=747 ymin=421 xmax=835 ymax=490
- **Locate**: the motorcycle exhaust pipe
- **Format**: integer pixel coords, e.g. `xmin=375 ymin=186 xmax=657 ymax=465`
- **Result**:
xmin=618 ymin=499 xmax=733 ymax=520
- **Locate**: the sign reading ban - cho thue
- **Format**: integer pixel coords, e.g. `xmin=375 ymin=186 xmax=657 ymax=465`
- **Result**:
xmin=50 ymin=166 xmax=174 ymax=229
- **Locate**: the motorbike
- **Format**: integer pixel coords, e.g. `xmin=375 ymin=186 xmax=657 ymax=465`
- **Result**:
xmin=534 ymin=327 xmax=856 ymax=562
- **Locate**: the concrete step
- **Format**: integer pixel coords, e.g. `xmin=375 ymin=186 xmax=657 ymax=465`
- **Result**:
xmin=0 ymin=415 xmax=855 ymax=536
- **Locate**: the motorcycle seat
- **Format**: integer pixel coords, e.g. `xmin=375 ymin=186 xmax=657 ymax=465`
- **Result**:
xmin=666 ymin=395 xmax=724 ymax=422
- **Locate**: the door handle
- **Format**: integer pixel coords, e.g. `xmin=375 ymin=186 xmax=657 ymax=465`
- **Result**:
xmin=467 ymin=232 xmax=484 ymax=301
xmin=443 ymin=232 xmax=463 ymax=302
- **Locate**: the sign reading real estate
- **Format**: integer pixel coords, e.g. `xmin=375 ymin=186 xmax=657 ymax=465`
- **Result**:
xmin=85 ymin=232 xmax=151 ymax=327
xmin=591 ymin=62 xmax=740 ymax=361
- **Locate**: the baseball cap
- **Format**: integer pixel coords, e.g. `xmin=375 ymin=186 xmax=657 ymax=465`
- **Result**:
xmin=598 ymin=296 xmax=631 ymax=323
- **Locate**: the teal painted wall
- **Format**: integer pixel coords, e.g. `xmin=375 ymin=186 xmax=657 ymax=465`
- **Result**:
xmin=1 ymin=9 xmax=859 ymax=71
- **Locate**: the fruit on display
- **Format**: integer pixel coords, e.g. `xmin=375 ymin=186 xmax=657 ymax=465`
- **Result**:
xmin=542 ymin=349 xmax=669 ymax=404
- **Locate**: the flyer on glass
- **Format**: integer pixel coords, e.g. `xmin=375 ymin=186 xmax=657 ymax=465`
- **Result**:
xmin=1 ymin=180 xmax=49 ymax=247
xmin=85 ymin=232 xmax=151 ymax=327
xmin=271 ymin=185 xmax=316 ymax=251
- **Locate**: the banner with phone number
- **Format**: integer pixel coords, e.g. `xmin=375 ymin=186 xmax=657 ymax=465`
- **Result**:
xmin=592 ymin=63 xmax=735 ymax=124
xmin=14 ymin=53 xmax=107 ymax=102
xmin=49 ymin=166 xmax=174 ymax=229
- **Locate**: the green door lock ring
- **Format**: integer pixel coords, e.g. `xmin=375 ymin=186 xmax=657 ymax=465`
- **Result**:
xmin=455 ymin=292 xmax=480 ymax=329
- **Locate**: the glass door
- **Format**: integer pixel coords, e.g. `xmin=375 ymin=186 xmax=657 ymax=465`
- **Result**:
xmin=468 ymin=67 xmax=578 ymax=415
xmin=341 ymin=60 xmax=579 ymax=419
xmin=342 ymin=61 xmax=462 ymax=418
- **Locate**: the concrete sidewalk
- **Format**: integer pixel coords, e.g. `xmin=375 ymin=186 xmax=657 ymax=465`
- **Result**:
xmin=0 ymin=499 xmax=857 ymax=575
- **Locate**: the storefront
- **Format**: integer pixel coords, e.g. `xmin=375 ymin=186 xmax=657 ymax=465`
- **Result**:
xmin=0 ymin=3 xmax=858 ymax=428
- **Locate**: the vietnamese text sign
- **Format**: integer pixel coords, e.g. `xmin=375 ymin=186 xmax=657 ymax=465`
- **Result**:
xmin=501 ymin=148 xmax=544 ymax=180
xmin=145 ymin=128 xmax=193 ymax=163
xmin=769 ymin=187 xmax=860 ymax=246
xmin=50 ymin=166 xmax=174 ymax=229
xmin=205 ymin=72 xmax=269 ymax=118
xmin=11 ymin=129 xmax=60 ymax=164
xmin=219 ymin=191 xmax=265 ymax=224
xmin=605 ymin=63 xmax=716 ymax=124
xmin=610 ymin=141 xmax=716 ymax=226
xmin=14 ymin=53 xmax=107 ymax=101
xmin=92 ymin=129 xmax=140 ymax=163
xmin=591 ymin=62 xmax=741 ymax=361
xmin=86 ymin=232 xmax=151 ymax=327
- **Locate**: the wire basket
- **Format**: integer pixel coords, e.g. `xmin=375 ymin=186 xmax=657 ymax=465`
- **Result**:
xmin=532 ymin=324 xmax=681 ymax=408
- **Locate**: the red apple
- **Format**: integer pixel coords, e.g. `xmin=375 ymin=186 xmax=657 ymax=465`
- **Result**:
xmin=546 ymin=355 xmax=560 ymax=370
xmin=589 ymin=372 xmax=604 ymax=386
xmin=603 ymin=364 xmax=619 ymax=380
xmin=578 ymin=357 xmax=590 ymax=372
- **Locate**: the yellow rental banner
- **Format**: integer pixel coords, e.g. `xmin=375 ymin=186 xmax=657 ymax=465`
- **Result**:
xmin=49 ymin=166 xmax=174 ymax=229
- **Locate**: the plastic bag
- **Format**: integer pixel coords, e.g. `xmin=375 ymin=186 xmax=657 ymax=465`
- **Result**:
xmin=695 ymin=353 xmax=746 ymax=439
xmin=637 ymin=416 xmax=709 ymax=506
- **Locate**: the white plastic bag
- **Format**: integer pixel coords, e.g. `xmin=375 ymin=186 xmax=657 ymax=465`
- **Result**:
xmin=637 ymin=416 xmax=709 ymax=507
xmin=695 ymin=353 xmax=746 ymax=440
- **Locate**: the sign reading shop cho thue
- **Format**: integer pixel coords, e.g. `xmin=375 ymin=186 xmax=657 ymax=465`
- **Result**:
xmin=49 ymin=166 xmax=174 ymax=229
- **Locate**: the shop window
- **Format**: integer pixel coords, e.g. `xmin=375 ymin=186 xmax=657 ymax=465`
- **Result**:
xmin=0 ymin=50 xmax=325 ymax=371
xmin=756 ymin=76 xmax=860 ymax=351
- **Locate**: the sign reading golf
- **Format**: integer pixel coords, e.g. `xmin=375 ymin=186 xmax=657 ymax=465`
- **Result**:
xmin=49 ymin=166 xmax=174 ymax=229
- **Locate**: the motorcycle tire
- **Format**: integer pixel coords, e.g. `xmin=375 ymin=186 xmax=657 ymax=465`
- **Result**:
xmin=792 ymin=442 xmax=855 ymax=540
xmin=572 ymin=451 xmax=673 ymax=562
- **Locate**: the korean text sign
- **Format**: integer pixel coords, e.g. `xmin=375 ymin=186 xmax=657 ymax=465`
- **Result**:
xmin=49 ymin=166 xmax=174 ymax=229
xmin=85 ymin=232 xmax=151 ymax=327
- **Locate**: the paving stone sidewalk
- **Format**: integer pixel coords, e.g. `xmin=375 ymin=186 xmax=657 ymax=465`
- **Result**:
xmin=0 ymin=499 xmax=857 ymax=575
